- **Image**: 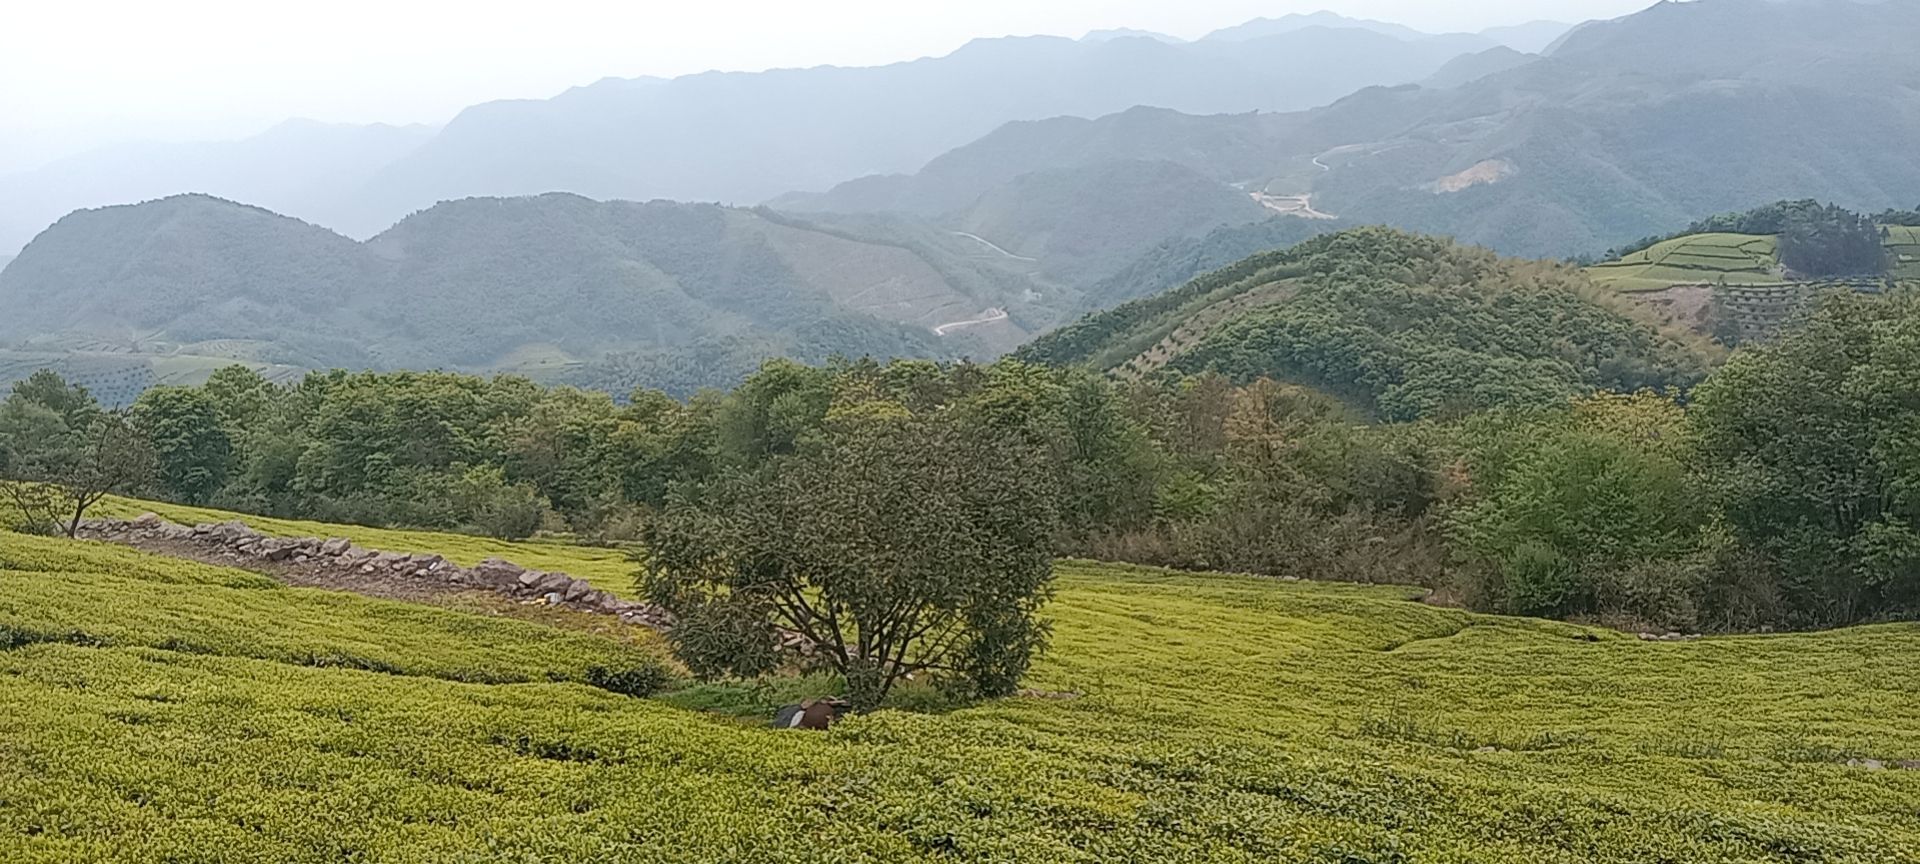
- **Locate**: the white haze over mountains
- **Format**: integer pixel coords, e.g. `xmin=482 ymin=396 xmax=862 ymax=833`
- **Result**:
xmin=1 ymin=2 xmax=1643 ymax=170
xmin=0 ymin=4 xmax=1616 ymax=256
xmin=3 ymin=1 xmax=1651 ymax=164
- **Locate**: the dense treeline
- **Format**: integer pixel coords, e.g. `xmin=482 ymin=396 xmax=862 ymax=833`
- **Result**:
xmin=7 ymin=289 xmax=1920 ymax=632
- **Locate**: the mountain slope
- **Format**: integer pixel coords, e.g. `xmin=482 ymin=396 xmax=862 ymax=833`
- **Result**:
xmin=0 ymin=194 xmax=1055 ymax=398
xmin=795 ymin=0 xmax=1920 ymax=259
xmin=0 ymin=24 xmax=1489 ymax=259
xmin=1420 ymin=46 xmax=1537 ymax=89
xmin=358 ymin=28 xmax=1481 ymax=222
xmin=1077 ymin=217 xmax=1345 ymax=313
xmin=1019 ymin=227 xmax=1708 ymax=420
xmin=951 ymin=160 xmax=1270 ymax=284
xmin=0 ymin=121 xmax=433 ymax=256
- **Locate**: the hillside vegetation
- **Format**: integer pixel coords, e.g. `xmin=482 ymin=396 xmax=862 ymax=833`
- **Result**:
xmin=798 ymin=0 xmax=1920 ymax=260
xmin=0 ymin=194 xmax=1055 ymax=398
xmin=1590 ymin=200 xmax=1920 ymax=292
xmin=4 ymin=525 xmax=1918 ymax=861
xmin=1021 ymin=228 xmax=1706 ymax=420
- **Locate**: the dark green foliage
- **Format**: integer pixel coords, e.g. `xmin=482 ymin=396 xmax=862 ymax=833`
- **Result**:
xmin=645 ymin=371 xmax=1060 ymax=708
xmin=0 ymin=373 xmax=155 ymax=537
xmin=1878 ymin=206 xmax=1920 ymax=227
xmin=1693 ymin=291 xmax=1920 ymax=627
xmin=129 ymin=387 xmax=231 ymax=504
xmin=582 ymin=662 xmax=675 ymax=699
xmin=1027 ymin=228 xmax=1707 ymax=421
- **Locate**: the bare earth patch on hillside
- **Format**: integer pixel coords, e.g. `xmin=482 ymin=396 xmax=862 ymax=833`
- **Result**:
xmin=1426 ymin=159 xmax=1515 ymax=193
xmin=1617 ymin=282 xmax=1715 ymax=335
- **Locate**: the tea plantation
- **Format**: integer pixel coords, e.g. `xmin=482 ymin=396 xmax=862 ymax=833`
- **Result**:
xmin=3 ymin=519 xmax=1919 ymax=862
xmin=1586 ymin=233 xmax=1785 ymax=292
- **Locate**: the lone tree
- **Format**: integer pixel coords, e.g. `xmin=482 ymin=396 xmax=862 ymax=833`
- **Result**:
xmin=0 ymin=371 xmax=155 ymax=537
xmin=643 ymin=407 xmax=1059 ymax=710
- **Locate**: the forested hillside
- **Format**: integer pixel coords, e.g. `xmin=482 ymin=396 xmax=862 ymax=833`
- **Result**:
xmin=0 ymin=194 xmax=1059 ymax=398
xmin=792 ymin=0 xmax=1920 ymax=259
xmin=1020 ymin=228 xmax=1708 ymax=420
xmin=951 ymin=160 xmax=1271 ymax=284
xmin=1077 ymin=217 xmax=1343 ymax=313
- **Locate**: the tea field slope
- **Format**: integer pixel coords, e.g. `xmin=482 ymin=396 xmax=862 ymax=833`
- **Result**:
xmin=92 ymin=496 xmax=639 ymax=596
xmin=2 ymin=530 xmax=1918 ymax=862
xmin=1586 ymin=232 xmax=1784 ymax=293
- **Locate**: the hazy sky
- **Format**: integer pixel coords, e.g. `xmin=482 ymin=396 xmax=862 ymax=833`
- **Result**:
xmin=1 ymin=0 xmax=1653 ymax=172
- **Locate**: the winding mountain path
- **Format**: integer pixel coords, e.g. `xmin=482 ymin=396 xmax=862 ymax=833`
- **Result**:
xmin=933 ymin=308 xmax=1010 ymax=336
xmin=953 ymin=232 xmax=1038 ymax=262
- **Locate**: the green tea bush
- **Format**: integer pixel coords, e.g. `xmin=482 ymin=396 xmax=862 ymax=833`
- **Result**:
xmin=2 ymin=533 xmax=1918 ymax=861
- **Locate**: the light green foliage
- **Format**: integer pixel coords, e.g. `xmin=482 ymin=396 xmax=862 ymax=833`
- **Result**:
xmin=2 ymin=530 xmax=1918 ymax=861
xmin=1587 ymin=233 xmax=1784 ymax=292
xmin=1447 ymin=394 xmax=1714 ymax=626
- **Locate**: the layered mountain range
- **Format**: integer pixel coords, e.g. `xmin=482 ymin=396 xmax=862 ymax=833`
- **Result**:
xmin=0 ymin=13 xmax=1559 ymax=256
xmin=788 ymin=0 xmax=1920 ymax=258
xmin=4 ymin=0 xmax=1917 ymax=402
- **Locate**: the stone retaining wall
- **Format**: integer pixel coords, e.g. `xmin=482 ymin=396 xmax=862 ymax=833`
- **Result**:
xmin=78 ymin=513 xmax=675 ymax=629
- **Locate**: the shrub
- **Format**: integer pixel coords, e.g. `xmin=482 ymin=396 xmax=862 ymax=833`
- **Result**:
xmin=583 ymin=662 xmax=675 ymax=698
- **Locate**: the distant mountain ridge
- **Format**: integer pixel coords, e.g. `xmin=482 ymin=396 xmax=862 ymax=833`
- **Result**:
xmin=0 ymin=194 xmax=1066 ymax=399
xmin=0 ymin=11 xmax=1577 ymax=255
xmin=788 ymin=0 xmax=1920 ymax=259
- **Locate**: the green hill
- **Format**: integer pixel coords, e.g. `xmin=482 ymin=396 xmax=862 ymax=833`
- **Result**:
xmin=0 ymin=194 xmax=1055 ymax=399
xmin=5 ymin=510 xmax=1918 ymax=861
xmin=1021 ymin=227 xmax=1707 ymax=420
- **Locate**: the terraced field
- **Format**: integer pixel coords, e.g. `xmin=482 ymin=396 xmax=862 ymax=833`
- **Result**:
xmin=4 ymin=510 xmax=1919 ymax=861
xmin=0 ymin=351 xmax=305 ymax=408
xmin=1888 ymin=225 xmax=1920 ymax=280
xmin=1586 ymin=233 xmax=1784 ymax=292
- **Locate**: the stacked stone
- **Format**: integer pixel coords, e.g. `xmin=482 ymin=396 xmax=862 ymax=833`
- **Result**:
xmin=78 ymin=514 xmax=676 ymax=629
